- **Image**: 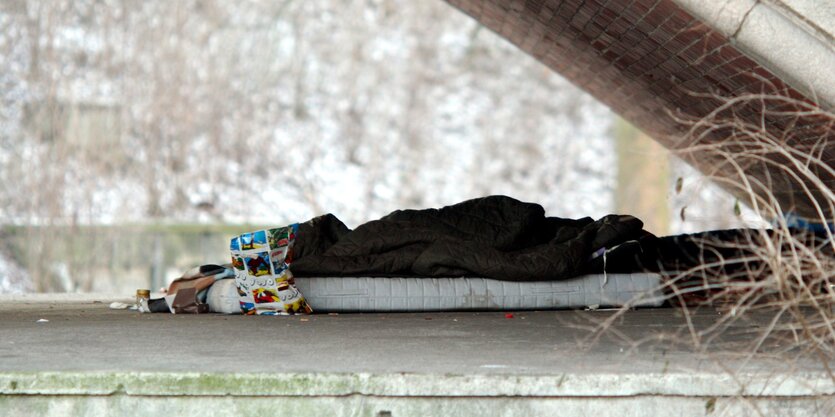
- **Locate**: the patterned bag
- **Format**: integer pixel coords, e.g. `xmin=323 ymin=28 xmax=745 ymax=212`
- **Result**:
xmin=230 ymin=224 xmax=312 ymax=315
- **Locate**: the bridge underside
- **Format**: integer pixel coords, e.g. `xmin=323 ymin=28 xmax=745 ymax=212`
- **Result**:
xmin=446 ymin=0 xmax=834 ymax=221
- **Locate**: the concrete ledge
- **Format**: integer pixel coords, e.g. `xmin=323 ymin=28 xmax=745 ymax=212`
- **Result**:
xmin=1 ymin=302 xmax=832 ymax=416
xmin=1 ymin=394 xmax=833 ymax=417
xmin=1 ymin=371 xmax=833 ymax=398
xmin=1 ymin=371 xmax=832 ymax=417
xmin=1 ymin=394 xmax=831 ymax=417
xmin=0 ymin=294 xmax=134 ymax=303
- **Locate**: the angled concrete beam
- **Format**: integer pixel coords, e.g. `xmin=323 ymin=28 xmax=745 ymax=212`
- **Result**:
xmin=676 ymin=0 xmax=835 ymax=109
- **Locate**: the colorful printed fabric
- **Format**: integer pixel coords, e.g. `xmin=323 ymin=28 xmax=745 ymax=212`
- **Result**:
xmin=230 ymin=224 xmax=312 ymax=315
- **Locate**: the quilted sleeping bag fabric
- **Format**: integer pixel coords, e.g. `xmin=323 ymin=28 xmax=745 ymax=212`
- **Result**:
xmin=290 ymin=195 xmax=648 ymax=281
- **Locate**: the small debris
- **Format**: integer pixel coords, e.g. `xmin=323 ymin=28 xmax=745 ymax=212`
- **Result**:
xmin=299 ymin=318 xmax=309 ymax=322
xmin=36 ymin=319 xmax=49 ymax=323
xmin=705 ymin=397 xmax=716 ymax=414
xmin=328 ymin=313 xmax=339 ymax=316
xmin=585 ymin=304 xmax=600 ymax=311
xmin=424 ymin=317 xmax=433 ymax=320
xmin=109 ymin=302 xmax=130 ymax=310
xmin=505 ymin=313 xmax=514 ymax=319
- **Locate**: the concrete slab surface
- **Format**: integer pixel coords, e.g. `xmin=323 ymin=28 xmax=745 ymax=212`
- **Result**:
xmin=0 ymin=300 xmax=832 ymax=416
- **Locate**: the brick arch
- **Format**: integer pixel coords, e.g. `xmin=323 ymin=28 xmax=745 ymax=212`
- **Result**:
xmin=446 ymin=0 xmax=834 ymax=220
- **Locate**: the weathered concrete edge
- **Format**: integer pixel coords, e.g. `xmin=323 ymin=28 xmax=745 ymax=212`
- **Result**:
xmin=0 ymin=371 xmax=832 ymax=398
xmin=675 ymin=0 xmax=835 ymax=109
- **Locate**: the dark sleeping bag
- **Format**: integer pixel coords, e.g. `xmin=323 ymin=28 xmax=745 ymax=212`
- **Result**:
xmin=290 ymin=195 xmax=649 ymax=281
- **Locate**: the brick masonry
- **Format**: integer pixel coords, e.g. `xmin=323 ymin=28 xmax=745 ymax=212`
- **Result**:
xmin=446 ymin=0 xmax=834 ymax=219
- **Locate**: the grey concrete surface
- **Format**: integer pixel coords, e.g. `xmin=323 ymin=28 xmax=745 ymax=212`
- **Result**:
xmin=0 ymin=301 xmax=831 ymax=378
xmin=0 ymin=301 xmax=812 ymax=375
xmin=0 ymin=301 xmax=832 ymax=416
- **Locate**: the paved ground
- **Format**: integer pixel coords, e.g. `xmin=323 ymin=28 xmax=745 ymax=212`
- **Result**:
xmin=0 ymin=298 xmax=832 ymax=416
xmin=0 ymin=299 xmax=808 ymax=374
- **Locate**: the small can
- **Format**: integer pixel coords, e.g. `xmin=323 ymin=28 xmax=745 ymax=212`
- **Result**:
xmin=135 ymin=289 xmax=151 ymax=313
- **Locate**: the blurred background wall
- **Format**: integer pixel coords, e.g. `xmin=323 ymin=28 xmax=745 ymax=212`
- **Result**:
xmin=0 ymin=0 xmax=762 ymax=294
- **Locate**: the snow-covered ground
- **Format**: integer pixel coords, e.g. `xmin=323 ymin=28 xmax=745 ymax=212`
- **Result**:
xmin=0 ymin=1 xmax=618 ymax=229
xmin=0 ymin=251 xmax=31 ymax=294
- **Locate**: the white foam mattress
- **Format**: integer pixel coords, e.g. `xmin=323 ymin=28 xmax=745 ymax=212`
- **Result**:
xmin=294 ymin=273 xmax=665 ymax=312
